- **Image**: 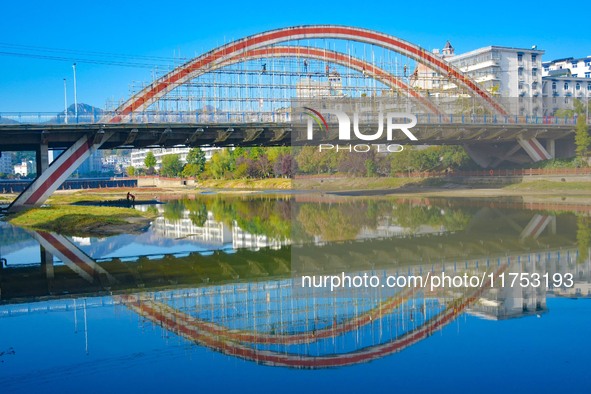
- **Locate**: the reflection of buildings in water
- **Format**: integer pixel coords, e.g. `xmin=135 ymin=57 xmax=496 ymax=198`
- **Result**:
xmin=231 ymin=226 xmax=287 ymax=250
xmin=151 ymin=208 xmax=289 ymax=250
xmin=358 ymin=217 xmax=447 ymax=240
xmin=552 ymin=252 xmax=591 ymax=298
xmin=468 ymin=284 xmax=547 ymax=320
xmin=152 ymin=211 xmax=233 ymax=246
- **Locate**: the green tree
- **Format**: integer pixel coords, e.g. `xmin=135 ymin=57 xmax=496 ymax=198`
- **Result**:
xmin=160 ymin=154 xmax=184 ymax=177
xmin=205 ymin=149 xmax=235 ymax=179
xmin=144 ymin=151 xmax=157 ymax=174
xmin=365 ymin=159 xmax=377 ymax=177
xmin=574 ymin=114 xmax=590 ymax=166
xmin=186 ymin=148 xmax=206 ymax=172
xmin=126 ymin=166 xmax=136 ymax=176
xmin=560 ymin=100 xmax=591 ymax=166
xmin=181 ymin=163 xmax=200 ymax=178
xmin=439 ymin=146 xmax=472 ymax=169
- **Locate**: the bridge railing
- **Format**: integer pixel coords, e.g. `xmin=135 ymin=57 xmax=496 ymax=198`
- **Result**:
xmin=0 ymin=111 xmax=584 ymax=126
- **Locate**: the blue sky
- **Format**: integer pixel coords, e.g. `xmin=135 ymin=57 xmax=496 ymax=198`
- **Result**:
xmin=0 ymin=0 xmax=589 ymax=112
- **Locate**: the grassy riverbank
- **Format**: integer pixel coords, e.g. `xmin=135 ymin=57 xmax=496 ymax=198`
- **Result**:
xmin=196 ymin=177 xmax=420 ymax=191
xmin=198 ymin=178 xmax=292 ymax=190
xmin=9 ymin=205 xmax=156 ymax=236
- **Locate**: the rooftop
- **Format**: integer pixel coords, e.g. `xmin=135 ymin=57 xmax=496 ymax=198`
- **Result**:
xmin=449 ymin=45 xmax=544 ymax=61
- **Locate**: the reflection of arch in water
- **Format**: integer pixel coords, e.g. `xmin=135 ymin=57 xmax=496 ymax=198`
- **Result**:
xmin=121 ymin=285 xmax=418 ymax=346
xmin=121 ymin=265 xmax=505 ymax=368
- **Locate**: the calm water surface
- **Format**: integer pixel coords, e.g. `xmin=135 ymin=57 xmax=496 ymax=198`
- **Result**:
xmin=0 ymin=195 xmax=590 ymax=393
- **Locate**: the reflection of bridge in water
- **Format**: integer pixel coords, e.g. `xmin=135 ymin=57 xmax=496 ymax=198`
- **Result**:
xmin=1 ymin=201 xmax=590 ymax=368
xmin=1 ymin=204 xmax=589 ymax=300
xmin=1 ymin=234 xmax=589 ymax=368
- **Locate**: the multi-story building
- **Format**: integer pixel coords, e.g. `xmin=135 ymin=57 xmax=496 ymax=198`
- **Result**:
xmin=410 ymin=41 xmax=456 ymax=92
xmin=447 ymin=46 xmax=544 ymax=99
xmin=543 ymin=56 xmax=591 ymax=79
xmin=130 ymin=147 xmax=219 ymax=169
xmin=76 ymin=151 xmax=104 ymax=175
xmin=103 ymin=154 xmax=131 ymax=174
xmin=413 ymin=43 xmax=544 ymax=97
xmin=541 ymin=56 xmax=591 ymax=115
xmin=0 ymin=152 xmax=13 ymax=175
xmin=14 ymin=160 xmax=34 ymax=177
xmin=296 ymin=70 xmax=343 ymax=98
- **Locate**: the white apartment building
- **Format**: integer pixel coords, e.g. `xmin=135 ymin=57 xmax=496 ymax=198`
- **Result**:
xmin=540 ymin=56 xmax=591 ymax=114
xmin=296 ymin=71 xmax=343 ymax=98
xmin=412 ymin=43 xmax=544 ymax=101
xmin=130 ymin=147 xmax=219 ymax=169
xmin=14 ymin=160 xmax=34 ymax=176
xmin=542 ymin=78 xmax=591 ymax=99
xmin=543 ymin=56 xmax=591 ymax=79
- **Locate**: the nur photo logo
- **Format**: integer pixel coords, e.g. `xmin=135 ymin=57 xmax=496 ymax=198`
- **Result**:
xmin=298 ymin=106 xmax=419 ymax=153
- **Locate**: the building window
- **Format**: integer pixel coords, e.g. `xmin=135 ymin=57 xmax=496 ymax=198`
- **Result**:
xmin=564 ymin=82 xmax=569 ymax=90
xmin=532 ymin=82 xmax=538 ymax=89
xmin=585 ymin=72 xmax=590 ymax=78
xmin=576 ymin=83 xmax=581 ymax=90
xmin=572 ymin=61 xmax=578 ymax=68
xmin=518 ymin=68 xmax=523 ymax=76
xmin=552 ymin=81 xmax=557 ymax=90
xmin=532 ymin=54 xmax=537 ymax=62
xmin=573 ymin=74 xmax=578 ymax=77
xmin=586 ymin=61 xmax=591 ymax=67
xmin=588 ymin=82 xmax=591 ymax=90
xmin=532 ymin=69 xmax=537 ymax=76
xmin=544 ymin=67 xmax=549 ymax=72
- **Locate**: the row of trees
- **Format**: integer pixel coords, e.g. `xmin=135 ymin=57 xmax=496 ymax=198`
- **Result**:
xmin=127 ymin=148 xmax=207 ymax=178
xmin=296 ymin=145 xmax=474 ymax=177
xmin=126 ymin=145 xmax=476 ymax=179
xmin=557 ymin=99 xmax=590 ymax=165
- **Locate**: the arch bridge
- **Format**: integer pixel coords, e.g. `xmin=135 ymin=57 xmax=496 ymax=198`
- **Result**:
xmin=0 ymin=25 xmax=582 ymax=211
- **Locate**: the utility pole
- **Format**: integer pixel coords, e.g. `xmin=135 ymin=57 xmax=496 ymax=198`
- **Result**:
xmin=72 ymin=63 xmax=78 ymax=121
xmin=63 ymin=78 xmax=68 ymax=124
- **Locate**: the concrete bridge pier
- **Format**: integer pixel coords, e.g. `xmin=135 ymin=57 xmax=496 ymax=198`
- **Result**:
xmin=35 ymin=143 xmax=50 ymax=176
xmin=465 ymin=137 xmax=554 ymax=168
xmin=40 ymin=245 xmax=54 ymax=280
xmin=8 ymin=132 xmax=110 ymax=212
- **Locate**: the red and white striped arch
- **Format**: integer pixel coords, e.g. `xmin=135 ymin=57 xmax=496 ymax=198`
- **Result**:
xmin=201 ymin=46 xmax=442 ymax=115
xmin=109 ymin=25 xmax=506 ymax=122
xmin=121 ymin=264 xmax=505 ymax=368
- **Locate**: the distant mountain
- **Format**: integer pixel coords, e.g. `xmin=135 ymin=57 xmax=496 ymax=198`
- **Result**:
xmin=0 ymin=117 xmax=20 ymax=125
xmin=0 ymin=104 xmax=105 ymax=125
xmin=52 ymin=103 xmax=105 ymax=124
xmin=62 ymin=103 xmax=104 ymax=116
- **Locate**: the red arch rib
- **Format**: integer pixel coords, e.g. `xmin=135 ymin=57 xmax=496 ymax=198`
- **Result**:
xmin=108 ymin=25 xmax=505 ymax=122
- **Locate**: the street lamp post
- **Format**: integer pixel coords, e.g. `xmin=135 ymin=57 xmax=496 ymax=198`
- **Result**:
xmin=63 ymin=78 xmax=68 ymax=124
xmin=72 ymin=63 xmax=78 ymax=122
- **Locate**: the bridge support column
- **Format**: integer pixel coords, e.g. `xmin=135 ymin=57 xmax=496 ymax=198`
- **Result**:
xmin=517 ymin=138 xmax=553 ymax=162
xmin=8 ymin=132 xmax=111 ymax=212
xmin=546 ymin=139 xmax=556 ymax=159
xmin=36 ymin=143 xmax=49 ymax=176
xmin=40 ymin=245 xmax=54 ymax=280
